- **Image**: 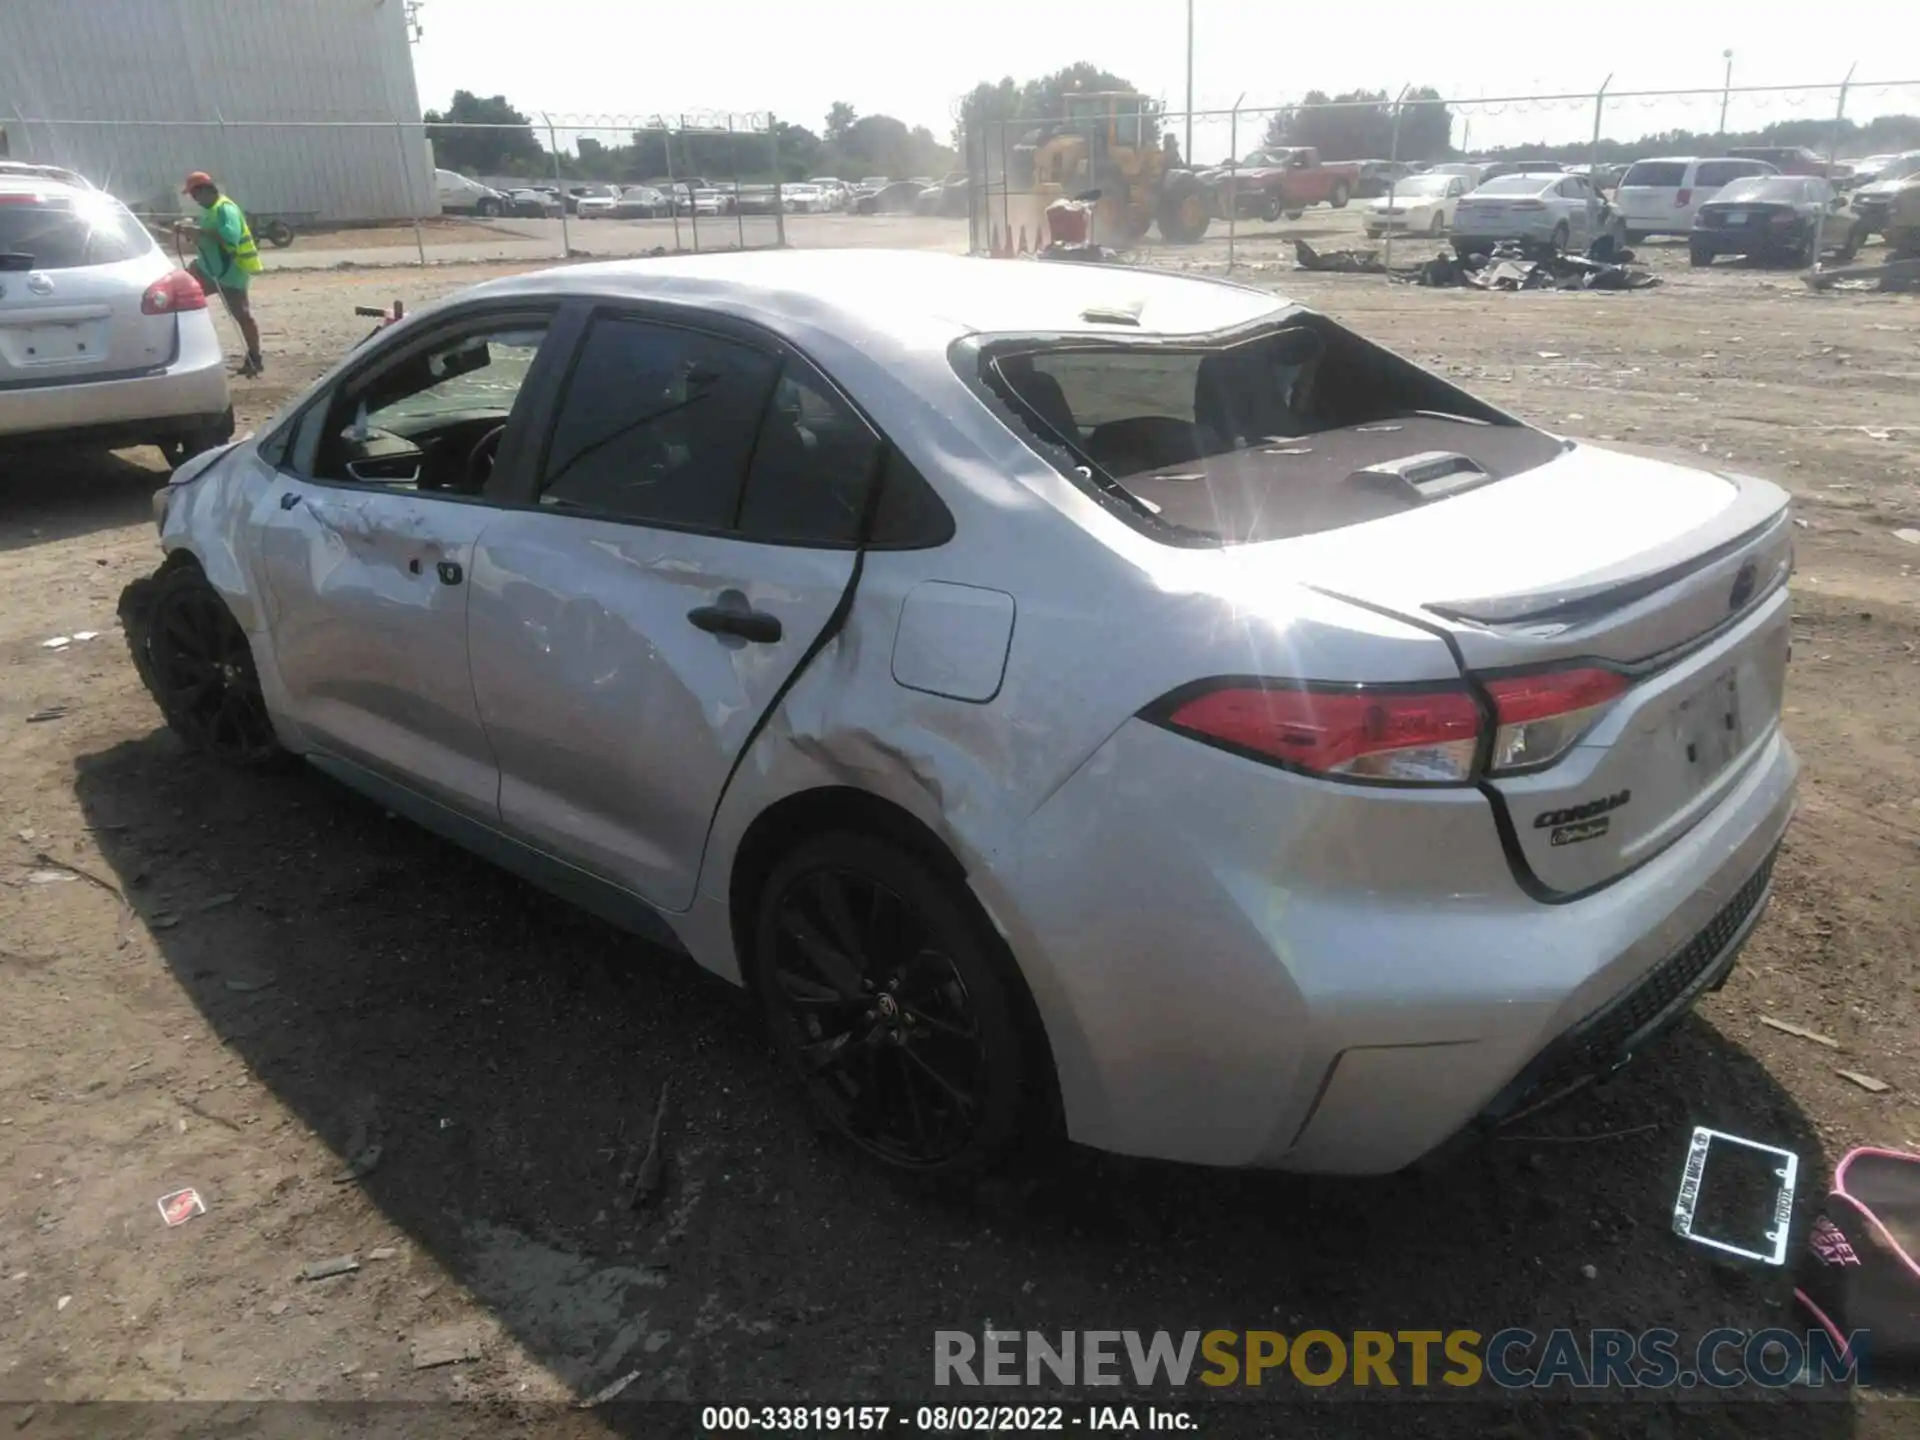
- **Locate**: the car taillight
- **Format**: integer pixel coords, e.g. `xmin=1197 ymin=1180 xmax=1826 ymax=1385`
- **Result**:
xmin=1482 ymin=667 xmax=1630 ymax=774
xmin=1149 ymin=682 xmax=1483 ymax=785
xmin=1676 ymin=188 xmax=1693 ymax=206
xmin=141 ymin=269 xmax=207 ymax=315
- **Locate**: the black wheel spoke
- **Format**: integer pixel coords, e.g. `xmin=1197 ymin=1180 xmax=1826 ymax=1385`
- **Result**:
xmin=902 ymin=1004 xmax=977 ymax=1041
xmin=811 ymin=871 xmax=869 ymax=965
xmin=798 ymin=1028 xmax=863 ymax=1075
xmin=779 ymin=906 xmax=866 ymax=999
xmin=893 ymin=1047 xmax=930 ymax=1148
xmin=898 ymin=1043 xmax=977 ymax=1115
xmin=773 ymin=967 xmax=846 ymax=1007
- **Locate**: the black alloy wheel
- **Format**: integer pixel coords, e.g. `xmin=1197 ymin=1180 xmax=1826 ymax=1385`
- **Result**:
xmin=752 ymin=833 xmax=1031 ymax=1174
xmin=136 ymin=566 xmax=282 ymax=767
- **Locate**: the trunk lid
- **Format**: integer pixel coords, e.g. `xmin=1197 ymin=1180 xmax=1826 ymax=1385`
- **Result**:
xmin=1245 ymin=442 xmax=1794 ymax=893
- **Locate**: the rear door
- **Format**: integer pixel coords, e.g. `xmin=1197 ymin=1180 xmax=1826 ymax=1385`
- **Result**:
xmin=469 ymin=306 xmax=877 ymax=913
xmin=1615 ymin=160 xmax=1688 ymax=230
xmin=0 ymin=190 xmax=173 ymax=389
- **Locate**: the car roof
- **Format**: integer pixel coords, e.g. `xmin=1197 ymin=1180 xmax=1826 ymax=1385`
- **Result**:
xmin=0 ymin=175 xmax=97 ymax=202
xmin=475 ymin=250 xmax=1287 ymax=342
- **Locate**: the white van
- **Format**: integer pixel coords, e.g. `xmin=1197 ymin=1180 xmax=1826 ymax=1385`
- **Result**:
xmin=1614 ymin=156 xmax=1777 ymax=239
xmin=434 ymin=167 xmax=508 ymax=217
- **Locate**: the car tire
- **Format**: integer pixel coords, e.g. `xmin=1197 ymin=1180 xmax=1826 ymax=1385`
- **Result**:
xmin=258 ymin=218 xmax=295 ymax=249
xmin=749 ymin=830 xmax=1040 ymax=1176
xmin=120 ymin=561 xmax=285 ymax=769
xmin=1155 ymin=172 xmax=1211 ymax=244
xmin=1550 ymin=221 xmax=1570 ymax=255
xmin=1428 ymin=211 xmax=1445 ymax=235
xmin=476 ymin=197 xmax=501 ymax=218
xmin=1688 ymin=242 xmax=1714 ymax=267
xmin=1329 ymin=182 xmax=1350 ymax=208
xmin=1284 ymin=209 xmax=1304 ymax=221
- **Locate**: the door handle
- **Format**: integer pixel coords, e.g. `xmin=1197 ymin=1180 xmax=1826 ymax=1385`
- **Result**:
xmin=687 ymin=605 xmax=782 ymax=644
xmin=436 ymin=560 xmax=464 ymax=586
xmin=279 ymin=490 xmax=302 ymax=510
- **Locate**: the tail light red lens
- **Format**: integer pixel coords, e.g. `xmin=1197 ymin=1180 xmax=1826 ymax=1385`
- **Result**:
xmin=141 ymin=269 xmax=207 ymax=315
xmin=1153 ymin=683 xmax=1482 ymax=785
xmin=1483 ymin=667 xmax=1630 ymax=773
xmin=1676 ymin=188 xmax=1693 ymax=206
xmin=1151 ymin=666 xmax=1635 ymax=785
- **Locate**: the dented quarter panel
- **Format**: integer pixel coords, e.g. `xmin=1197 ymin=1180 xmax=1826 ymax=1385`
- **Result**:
xmin=157 ymin=442 xmax=277 ymax=634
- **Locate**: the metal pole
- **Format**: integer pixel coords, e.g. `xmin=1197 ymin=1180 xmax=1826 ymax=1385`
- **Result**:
xmin=1227 ymin=96 xmax=1240 ymax=272
xmin=682 ymin=116 xmax=700 ymax=251
xmin=1184 ymin=0 xmax=1194 ymax=164
xmin=1382 ymin=85 xmax=1408 ymax=277
xmin=392 ymin=117 xmax=428 ymax=266
xmin=662 ymin=124 xmax=683 ymax=252
xmin=730 ymin=116 xmax=745 ymax=249
xmin=1810 ymin=65 xmax=1855 ymax=276
xmin=770 ymin=113 xmax=786 ymax=249
xmin=543 ymin=113 xmax=572 ymax=261
xmin=1720 ymin=51 xmax=1734 ymax=137
xmin=1591 ymin=75 xmax=1611 ymax=254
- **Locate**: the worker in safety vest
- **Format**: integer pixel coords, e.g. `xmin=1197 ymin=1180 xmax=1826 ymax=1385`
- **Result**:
xmin=178 ymin=171 xmax=264 ymax=377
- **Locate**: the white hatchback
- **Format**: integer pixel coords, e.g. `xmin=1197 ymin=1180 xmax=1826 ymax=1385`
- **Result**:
xmin=1614 ymin=156 xmax=1777 ymax=240
xmin=0 ymin=174 xmax=232 ymax=469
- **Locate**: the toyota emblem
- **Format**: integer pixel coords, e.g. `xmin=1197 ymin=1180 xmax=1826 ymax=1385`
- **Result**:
xmin=1728 ymin=559 xmax=1757 ymax=611
xmin=26 ymin=272 xmax=54 ymax=296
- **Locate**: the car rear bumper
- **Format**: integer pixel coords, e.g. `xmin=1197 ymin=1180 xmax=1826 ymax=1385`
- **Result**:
xmin=975 ymin=716 xmax=1798 ymax=1173
xmin=0 ymin=312 xmax=230 ymax=447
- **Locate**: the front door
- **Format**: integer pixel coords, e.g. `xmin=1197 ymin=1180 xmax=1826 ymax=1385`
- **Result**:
xmin=250 ymin=307 xmax=561 ymax=817
xmin=469 ymin=309 xmax=877 ymax=912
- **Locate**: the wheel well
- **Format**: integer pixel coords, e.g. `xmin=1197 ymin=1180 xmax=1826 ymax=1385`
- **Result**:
xmin=727 ymin=786 xmax=1063 ymax=1137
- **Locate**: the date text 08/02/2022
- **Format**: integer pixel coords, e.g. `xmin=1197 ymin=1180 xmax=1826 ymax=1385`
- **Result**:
xmin=700 ymin=1406 xmax=1196 ymax=1432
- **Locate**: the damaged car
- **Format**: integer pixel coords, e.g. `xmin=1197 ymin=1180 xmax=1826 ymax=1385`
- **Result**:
xmin=121 ymin=252 xmax=1796 ymax=1178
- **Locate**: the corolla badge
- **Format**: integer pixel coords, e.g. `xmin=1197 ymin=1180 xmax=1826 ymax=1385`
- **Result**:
xmin=26 ymin=272 xmax=55 ymax=296
xmin=1728 ymin=559 xmax=1758 ymax=611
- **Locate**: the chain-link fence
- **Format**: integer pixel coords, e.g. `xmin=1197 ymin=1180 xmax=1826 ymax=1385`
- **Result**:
xmin=961 ymin=73 xmax=1920 ymax=271
xmin=0 ymin=107 xmax=959 ymax=267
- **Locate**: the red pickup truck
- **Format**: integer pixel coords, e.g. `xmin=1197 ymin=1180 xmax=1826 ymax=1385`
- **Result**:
xmin=1200 ymin=146 xmax=1362 ymax=221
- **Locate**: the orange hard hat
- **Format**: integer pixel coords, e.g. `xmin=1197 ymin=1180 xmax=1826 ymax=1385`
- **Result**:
xmin=182 ymin=171 xmax=215 ymax=194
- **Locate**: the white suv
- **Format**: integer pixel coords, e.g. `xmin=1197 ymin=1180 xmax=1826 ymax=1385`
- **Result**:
xmin=0 ymin=173 xmax=232 ymax=469
xmin=1614 ymin=156 xmax=1777 ymax=240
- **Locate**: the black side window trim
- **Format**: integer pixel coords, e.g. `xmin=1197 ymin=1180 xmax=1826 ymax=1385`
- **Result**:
xmin=520 ymin=300 xmax=955 ymax=551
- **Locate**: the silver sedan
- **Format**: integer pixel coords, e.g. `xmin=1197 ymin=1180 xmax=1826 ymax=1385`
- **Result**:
xmin=121 ymin=252 xmax=1797 ymax=1176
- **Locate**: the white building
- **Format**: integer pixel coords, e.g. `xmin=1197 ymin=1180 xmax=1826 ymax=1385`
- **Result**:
xmin=0 ymin=0 xmax=435 ymax=223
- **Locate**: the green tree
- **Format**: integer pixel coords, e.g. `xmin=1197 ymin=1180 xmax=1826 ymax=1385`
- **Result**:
xmin=424 ymin=90 xmax=546 ymax=176
xmin=1262 ymin=87 xmax=1452 ymax=162
xmin=825 ymin=102 xmax=858 ymax=147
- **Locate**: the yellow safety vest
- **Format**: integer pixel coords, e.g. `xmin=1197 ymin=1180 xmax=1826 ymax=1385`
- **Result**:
xmin=207 ymin=195 xmax=263 ymax=277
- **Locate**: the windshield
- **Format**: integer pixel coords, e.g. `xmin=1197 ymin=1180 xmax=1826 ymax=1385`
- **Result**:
xmin=977 ymin=315 xmax=1563 ymax=547
xmin=1875 ymin=155 xmax=1920 ymax=181
xmin=1239 ymin=149 xmax=1293 ymax=167
xmin=0 ymin=192 xmax=153 ymax=269
xmin=1470 ymin=175 xmax=1553 ymax=196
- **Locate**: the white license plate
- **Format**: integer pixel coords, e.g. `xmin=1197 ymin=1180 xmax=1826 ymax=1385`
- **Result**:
xmin=1676 ymin=667 xmax=1743 ymax=775
xmin=1720 ymin=210 xmax=1748 ymax=224
xmin=0 ymin=321 xmax=104 ymax=367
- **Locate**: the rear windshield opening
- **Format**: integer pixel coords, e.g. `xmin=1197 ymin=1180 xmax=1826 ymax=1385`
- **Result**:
xmin=979 ymin=313 xmax=1566 ymax=546
xmin=1621 ymin=161 xmax=1689 ymax=188
xmin=0 ymin=194 xmax=154 ymax=270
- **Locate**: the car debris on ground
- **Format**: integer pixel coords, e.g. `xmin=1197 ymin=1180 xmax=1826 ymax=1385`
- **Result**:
xmin=1803 ymin=257 xmax=1920 ymax=293
xmin=1291 ymin=237 xmax=1659 ymax=291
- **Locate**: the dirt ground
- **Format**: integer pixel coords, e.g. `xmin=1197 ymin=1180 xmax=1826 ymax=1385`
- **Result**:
xmin=2 ymin=217 xmax=1918 ymax=1438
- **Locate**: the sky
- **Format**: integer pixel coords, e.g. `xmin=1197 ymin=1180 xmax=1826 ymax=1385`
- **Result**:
xmin=409 ymin=0 xmax=1920 ymax=162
